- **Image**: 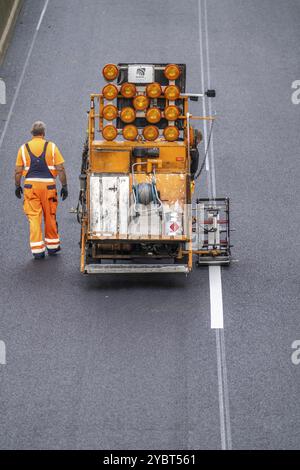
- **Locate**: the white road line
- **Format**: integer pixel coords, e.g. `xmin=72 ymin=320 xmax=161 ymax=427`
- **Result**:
xmin=209 ymin=266 xmax=224 ymax=329
xmin=197 ymin=0 xmax=210 ymax=173
xmin=0 ymin=0 xmax=50 ymax=150
xmin=215 ymin=330 xmax=226 ymax=448
xmin=220 ymin=328 xmax=232 ymax=449
xmin=36 ymin=0 xmax=50 ymax=31
xmin=198 ymin=0 xmax=233 ymax=450
xmin=198 ymin=0 xmax=221 ymax=325
xmin=0 ymin=340 xmax=6 ymax=365
xmin=203 ymin=0 xmax=217 ymax=199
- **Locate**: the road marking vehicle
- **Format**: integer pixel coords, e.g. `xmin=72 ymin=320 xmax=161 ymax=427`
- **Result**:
xmin=77 ymin=63 xmax=231 ymax=274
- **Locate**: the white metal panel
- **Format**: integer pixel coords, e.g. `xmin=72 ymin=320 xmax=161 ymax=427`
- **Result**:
xmin=90 ymin=174 xmax=186 ymax=239
xmin=128 ymin=202 xmax=186 ymax=238
xmin=90 ymin=175 xmax=101 ymax=233
xmin=148 ymin=204 xmax=161 ymax=238
xmin=164 ymin=202 xmax=184 ymax=236
xmin=90 ymin=174 xmax=130 ymax=236
xmin=118 ymin=176 xmax=129 ymax=235
xmin=101 ymin=177 xmax=118 ymax=234
xmin=127 ymin=197 xmax=144 ymax=238
xmin=128 ymin=199 xmax=161 ymax=238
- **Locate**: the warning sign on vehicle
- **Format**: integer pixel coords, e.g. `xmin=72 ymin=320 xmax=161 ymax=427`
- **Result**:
xmin=165 ymin=218 xmax=182 ymax=236
xmin=170 ymin=222 xmax=179 ymax=233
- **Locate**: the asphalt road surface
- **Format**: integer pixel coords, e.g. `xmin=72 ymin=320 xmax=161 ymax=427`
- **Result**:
xmin=0 ymin=0 xmax=300 ymax=450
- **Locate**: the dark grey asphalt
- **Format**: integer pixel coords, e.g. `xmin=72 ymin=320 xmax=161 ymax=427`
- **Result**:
xmin=0 ymin=0 xmax=299 ymax=450
xmin=209 ymin=0 xmax=300 ymax=449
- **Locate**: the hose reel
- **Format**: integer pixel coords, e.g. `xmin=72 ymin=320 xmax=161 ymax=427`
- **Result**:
xmin=133 ymin=182 xmax=160 ymax=206
xmin=131 ymin=161 xmax=163 ymax=215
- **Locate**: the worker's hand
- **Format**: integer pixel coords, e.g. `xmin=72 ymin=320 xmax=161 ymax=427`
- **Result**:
xmin=60 ymin=184 xmax=68 ymax=201
xmin=15 ymin=185 xmax=23 ymax=199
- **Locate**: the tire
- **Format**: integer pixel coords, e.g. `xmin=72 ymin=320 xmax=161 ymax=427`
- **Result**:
xmin=190 ymin=148 xmax=199 ymax=178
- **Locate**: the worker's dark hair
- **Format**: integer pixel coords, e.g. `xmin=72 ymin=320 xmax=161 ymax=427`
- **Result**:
xmin=31 ymin=121 xmax=46 ymax=136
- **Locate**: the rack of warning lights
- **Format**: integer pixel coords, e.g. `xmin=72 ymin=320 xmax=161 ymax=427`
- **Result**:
xmin=87 ymin=63 xmax=215 ymax=148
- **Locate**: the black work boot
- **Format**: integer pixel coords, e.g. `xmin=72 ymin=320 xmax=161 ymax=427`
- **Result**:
xmin=33 ymin=252 xmax=45 ymax=260
xmin=47 ymin=246 xmax=61 ymax=256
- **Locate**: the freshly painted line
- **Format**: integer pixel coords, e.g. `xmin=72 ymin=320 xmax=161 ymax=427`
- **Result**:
xmin=0 ymin=78 xmax=6 ymax=104
xmin=220 ymin=328 xmax=232 ymax=449
xmin=203 ymin=0 xmax=232 ymax=449
xmin=199 ymin=0 xmax=233 ymax=450
xmin=0 ymin=0 xmax=50 ymax=150
xmin=198 ymin=0 xmax=220 ymax=326
xmin=209 ymin=266 xmax=224 ymax=329
xmin=0 ymin=340 xmax=6 ymax=365
xmin=215 ymin=329 xmax=232 ymax=449
xmin=215 ymin=330 xmax=226 ymax=448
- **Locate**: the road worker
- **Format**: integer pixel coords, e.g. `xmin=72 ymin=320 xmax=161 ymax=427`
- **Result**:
xmin=15 ymin=121 xmax=68 ymax=259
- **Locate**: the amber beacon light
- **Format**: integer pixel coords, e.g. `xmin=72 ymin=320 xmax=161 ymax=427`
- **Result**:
xmin=164 ymin=105 xmax=180 ymax=121
xmin=163 ymin=125 xmax=179 ymax=141
xmin=102 ymin=125 xmax=118 ymax=141
xmin=143 ymin=125 xmax=159 ymax=141
xmin=133 ymin=95 xmax=149 ymax=111
xmin=146 ymin=107 xmax=161 ymax=124
xmin=122 ymin=125 xmax=138 ymax=141
xmin=102 ymin=84 xmax=119 ymax=100
xmin=120 ymin=82 xmax=136 ymax=98
xmin=102 ymin=63 xmax=119 ymax=81
xmin=102 ymin=104 xmax=118 ymax=121
xmin=164 ymin=64 xmax=181 ymax=80
xmin=146 ymin=82 xmax=162 ymax=98
xmin=164 ymin=85 xmax=180 ymax=101
xmin=120 ymin=107 xmax=136 ymax=123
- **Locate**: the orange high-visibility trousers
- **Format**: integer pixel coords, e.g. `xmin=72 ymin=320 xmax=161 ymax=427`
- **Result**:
xmin=23 ymin=181 xmax=60 ymax=255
